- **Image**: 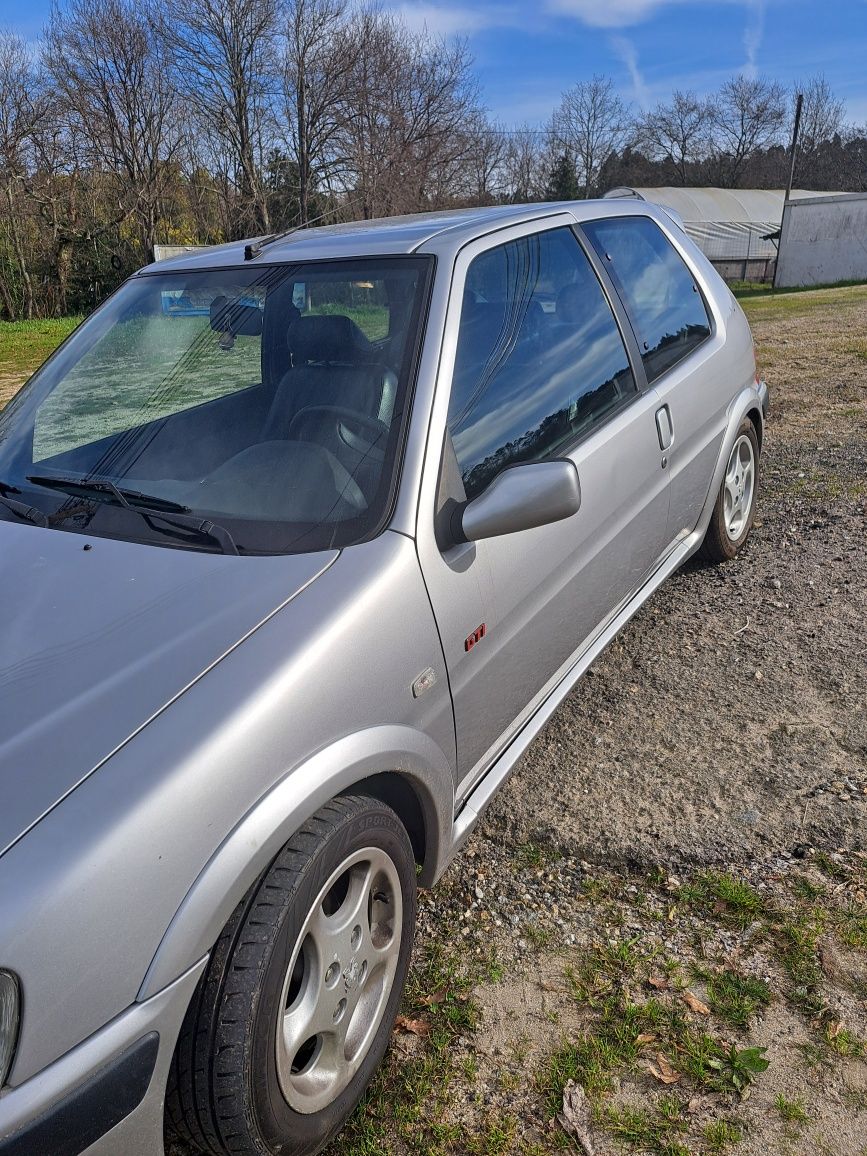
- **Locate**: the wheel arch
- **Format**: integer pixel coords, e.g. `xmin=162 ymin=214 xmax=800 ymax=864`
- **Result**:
xmin=138 ymin=726 xmax=455 ymax=1002
xmin=693 ymin=385 xmax=765 ymax=546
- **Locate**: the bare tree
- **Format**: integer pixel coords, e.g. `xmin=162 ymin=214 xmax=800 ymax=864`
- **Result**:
xmin=461 ymin=115 xmax=506 ymax=204
xmin=282 ymin=0 xmax=354 ymax=225
xmin=638 ymin=90 xmax=710 ymax=185
xmin=708 ymin=76 xmax=786 ymax=187
xmin=550 ymin=76 xmax=631 ymax=198
xmin=45 ymin=0 xmax=181 ymax=262
xmin=501 ymin=126 xmax=544 ymax=203
xmin=0 ymin=32 xmax=49 ymax=318
xmin=337 ymin=11 xmax=482 ymax=218
xmin=161 ymin=0 xmax=279 ymax=235
xmin=793 ymin=74 xmax=845 ymax=166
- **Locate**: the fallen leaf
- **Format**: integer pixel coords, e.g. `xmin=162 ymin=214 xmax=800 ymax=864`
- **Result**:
xmin=828 ymin=1020 xmax=844 ymax=1039
xmin=419 ymin=989 xmax=447 ymax=1007
xmin=648 ymin=976 xmax=669 ymax=990
xmin=557 ymin=1080 xmax=595 ymax=1155
xmin=635 ymin=1032 xmax=657 ymax=1046
xmin=394 ymin=1015 xmax=430 ymax=1037
xmin=682 ymin=990 xmax=711 ymax=1015
xmin=647 ymin=1052 xmax=681 ymax=1085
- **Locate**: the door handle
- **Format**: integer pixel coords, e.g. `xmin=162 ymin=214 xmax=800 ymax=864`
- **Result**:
xmin=655 ymin=405 xmax=673 ymax=451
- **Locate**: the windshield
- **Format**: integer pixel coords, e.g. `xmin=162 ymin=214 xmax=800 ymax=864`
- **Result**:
xmin=0 ymin=257 xmax=431 ymax=554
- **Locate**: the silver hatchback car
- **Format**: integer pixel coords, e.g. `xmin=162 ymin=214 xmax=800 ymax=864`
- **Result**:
xmin=0 ymin=201 xmax=768 ymax=1156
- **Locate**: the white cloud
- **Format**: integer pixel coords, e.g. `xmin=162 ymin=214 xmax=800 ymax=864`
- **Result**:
xmin=742 ymin=0 xmax=766 ymax=78
xmin=389 ymin=2 xmax=518 ymax=37
xmin=545 ymin=0 xmax=685 ymax=28
xmin=546 ymin=0 xmax=758 ymax=31
xmin=609 ymin=35 xmax=650 ymax=107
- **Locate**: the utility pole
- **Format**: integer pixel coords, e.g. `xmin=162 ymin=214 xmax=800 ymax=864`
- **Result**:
xmin=785 ymin=93 xmax=803 ymax=203
xmin=775 ymin=92 xmax=804 ymax=289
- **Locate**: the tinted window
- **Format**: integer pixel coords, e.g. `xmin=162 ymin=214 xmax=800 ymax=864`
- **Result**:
xmin=583 ymin=215 xmax=711 ymax=383
xmin=448 ymin=227 xmax=636 ymax=500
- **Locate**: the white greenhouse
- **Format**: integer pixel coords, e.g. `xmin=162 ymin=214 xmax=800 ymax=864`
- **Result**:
xmin=603 ymin=186 xmax=843 ymax=282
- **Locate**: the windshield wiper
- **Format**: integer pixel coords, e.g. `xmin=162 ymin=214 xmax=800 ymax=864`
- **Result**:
xmin=0 ymin=489 xmax=49 ymax=528
xmin=25 ymin=472 xmax=239 ymax=555
xmin=26 ymin=473 xmax=192 ymax=513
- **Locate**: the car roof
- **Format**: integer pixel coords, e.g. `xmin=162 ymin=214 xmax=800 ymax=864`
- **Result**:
xmin=139 ymin=199 xmax=668 ymax=274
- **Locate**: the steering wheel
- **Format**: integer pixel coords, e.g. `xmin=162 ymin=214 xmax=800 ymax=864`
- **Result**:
xmin=287 ymin=406 xmax=390 ymax=464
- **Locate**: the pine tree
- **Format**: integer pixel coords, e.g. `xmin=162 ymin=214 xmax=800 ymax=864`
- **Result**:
xmin=545 ymin=150 xmax=581 ymax=200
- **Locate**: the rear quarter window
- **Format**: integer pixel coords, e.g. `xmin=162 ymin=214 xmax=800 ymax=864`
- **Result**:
xmin=583 ymin=215 xmax=711 ymax=383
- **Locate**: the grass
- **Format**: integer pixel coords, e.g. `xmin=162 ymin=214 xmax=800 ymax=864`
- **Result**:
xmin=678 ymin=872 xmax=765 ymax=928
xmin=704 ymin=970 xmax=772 ymax=1029
xmin=732 ymin=276 xmax=867 ymax=299
xmin=0 ymin=316 xmax=84 ymax=407
xmin=775 ymin=1093 xmax=809 ymax=1124
xmin=703 ymin=1119 xmax=744 ymax=1151
xmin=603 ymin=1096 xmax=689 ymax=1156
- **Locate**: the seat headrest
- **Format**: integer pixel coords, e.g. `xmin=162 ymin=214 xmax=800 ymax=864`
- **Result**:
xmin=288 ymin=314 xmax=372 ymax=365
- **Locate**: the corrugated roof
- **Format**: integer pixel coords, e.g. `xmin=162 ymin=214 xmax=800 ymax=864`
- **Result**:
xmin=604 ymin=186 xmax=845 ymax=225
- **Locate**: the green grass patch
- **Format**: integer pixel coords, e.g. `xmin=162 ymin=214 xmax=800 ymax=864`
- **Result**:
xmin=603 ymin=1096 xmax=689 ymax=1156
xmin=0 ymin=316 xmax=85 ymax=407
xmin=775 ymin=1093 xmax=809 ymax=1124
xmin=327 ymin=943 xmax=482 ymax=1154
xmin=703 ymin=1118 xmax=744 ymax=1151
xmin=678 ymin=872 xmax=765 ymax=928
xmin=704 ymin=970 xmax=771 ymax=1029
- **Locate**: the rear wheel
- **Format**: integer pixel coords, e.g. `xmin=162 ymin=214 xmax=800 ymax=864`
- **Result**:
xmin=166 ymin=794 xmax=417 ymax=1156
xmin=698 ymin=418 xmax=760 ymax=563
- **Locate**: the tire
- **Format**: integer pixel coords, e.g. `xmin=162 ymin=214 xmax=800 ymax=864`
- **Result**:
xmin=166 ymin=794 xmax=417 ymax=1156
xmin=698 ymin=418 xmax=760 ymax=564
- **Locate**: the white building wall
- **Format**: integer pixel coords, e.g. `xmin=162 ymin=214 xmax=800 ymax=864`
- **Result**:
xmin=775 ymin=193 xmax=867 ymax=288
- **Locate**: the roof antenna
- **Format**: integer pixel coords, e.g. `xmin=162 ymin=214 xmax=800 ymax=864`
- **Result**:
xmin=244 ymin=196 xmax=366 ymax=260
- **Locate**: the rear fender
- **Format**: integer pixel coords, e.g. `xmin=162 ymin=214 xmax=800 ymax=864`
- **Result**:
xmin=692 ymin=384 xmax=765 ymax=547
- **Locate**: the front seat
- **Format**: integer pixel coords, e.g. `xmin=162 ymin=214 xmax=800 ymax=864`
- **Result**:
xmin=261 ymin=314 xmax=392 ymax=442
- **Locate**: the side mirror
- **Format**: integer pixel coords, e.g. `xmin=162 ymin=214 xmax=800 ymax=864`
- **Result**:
xmin=458 ymin=459 xmax=581 ymax=543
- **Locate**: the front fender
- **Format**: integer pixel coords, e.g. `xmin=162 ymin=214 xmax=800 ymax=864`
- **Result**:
xmin=137 ymin=725 xmax=454 ymax=1001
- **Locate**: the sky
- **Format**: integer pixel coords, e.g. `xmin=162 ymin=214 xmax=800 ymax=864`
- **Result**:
xmin=2 ymin=0 xmax=866 ymax=128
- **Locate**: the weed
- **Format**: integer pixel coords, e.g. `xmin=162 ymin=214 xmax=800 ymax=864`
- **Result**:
xmin=673 ymin=1025 xmax=725 ymax=1085
xmin=775 ymin=1093 xmax=809 ymax=1124
xmin=703 ymin=1119 xmax=744 ymax=1151
xmin=707 ymin=1044 xmax=769 ymax=1099
xmin=812 ymin=852 xmax=847 ymax=879
xmin=776 ymin=913 xmax=825 ymax=1018
xmin=524 ymin=922 xmax=553 ymax=949
xmin=705 ymin=970 xmax=771 ymax=1029
xmin=516 ymin=841 xmax=560 ymax=870
xmin=603 ymin=1096 xmax=688 ymax=1155
xmin=836 ymin=904 xmax=867 ymax=950
xmin=796 ymin=1041 xmax=824 ymax=1069
xmin=825 ymin=1024 xmax=866 ymax=1058
xmin=790 ymin=875 xmax=825 ymax=901
xmin=679 ymin=873 xmax=764 ymax=927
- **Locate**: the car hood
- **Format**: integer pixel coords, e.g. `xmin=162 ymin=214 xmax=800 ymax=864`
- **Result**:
xmin=0 ymin=522 xmax=337 ymax=858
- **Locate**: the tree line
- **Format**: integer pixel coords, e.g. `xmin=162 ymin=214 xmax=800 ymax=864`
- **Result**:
xmin=1 ymin=0 xmax=865 ymax=320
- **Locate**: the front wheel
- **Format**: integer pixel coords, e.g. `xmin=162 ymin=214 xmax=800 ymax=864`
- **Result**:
xmin=166 ymin=794 xmax=417 ymax=1156
xmin=698 ymin=418 xmax=761 ymax=563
